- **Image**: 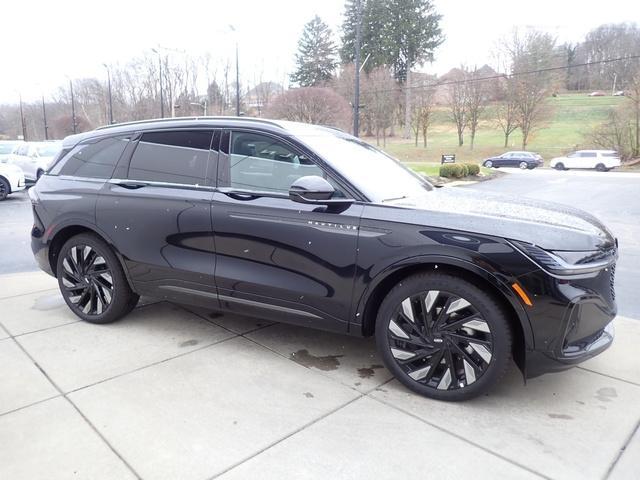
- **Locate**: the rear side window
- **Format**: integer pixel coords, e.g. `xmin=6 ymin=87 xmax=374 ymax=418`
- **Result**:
xmin=579 ymin=152 xmax=597 ymax=158
xmin=602 ymin=152 xmax=618 ymax=157
xmin=50 ymin=136 xmax=129 ymax=178
xmin=128 ymin=130 xmax=213 ymax=185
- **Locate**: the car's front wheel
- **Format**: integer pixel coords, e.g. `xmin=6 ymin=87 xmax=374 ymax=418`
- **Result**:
xmin=554 ymin=162 xmax=565 ymax=170
xmin=375 ymin=272 xmax=512 ymax=401
xmin=483 ymin=160 xmax=493 ymax=168
xmin=57 ymin=233 xmax=139 ymax=324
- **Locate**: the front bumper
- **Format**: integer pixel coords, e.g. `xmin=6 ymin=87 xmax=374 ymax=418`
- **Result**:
xmin=517 ymin=262 xmax=617 ymax=378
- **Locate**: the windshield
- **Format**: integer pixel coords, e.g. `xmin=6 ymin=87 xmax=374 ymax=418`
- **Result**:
xmin=296 ymin=130 xmax=431 ymax=202
xmin=35 ymin=144 xmax=61 ymax=157
xmin=0 ymin=144 xmax=18 ymax=154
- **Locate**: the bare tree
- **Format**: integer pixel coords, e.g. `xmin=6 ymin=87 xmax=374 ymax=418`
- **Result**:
xmin=411 ymin=83 xmax=436 ymax=147
xmin=364 ymin=67 xmax=398 ymax=146
xmin=627 ymin=72 xmax=640 ymax=157
xmin=589 ymin=108 xmax=634 ymax=159
xmin=504 ymin=30 xmax=559 ymax=149
xmin=495 ymin=76 xmax=519 ymax=148
xmin=446 ymin=68 xmax=467 ymax=146
xmin=464 ymin=67 xmax=491 ymax=150
xmin=266 ymin=87 xmax=351 ymax=128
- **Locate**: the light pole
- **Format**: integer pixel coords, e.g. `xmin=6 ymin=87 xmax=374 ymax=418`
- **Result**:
xmin=69 ymin=79 xmax=77 ymax=134
xmin=18 ymin=94 xmax=27 ymax=141
xmin=103 ymin=63 xmax=114 ymax=124
xmin=353 ymin=0 xmax=362 ymax=137
xmin=229 ymin=25 xmax=240 ymax=116
xmin=152 ymin=48 xmax=164 ymax=118
xmin=41 ymin=95 xmax=49 ymax=140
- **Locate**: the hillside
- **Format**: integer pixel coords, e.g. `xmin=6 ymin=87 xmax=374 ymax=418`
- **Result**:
xmin=374 ymin=93 xmax=630 ymax=164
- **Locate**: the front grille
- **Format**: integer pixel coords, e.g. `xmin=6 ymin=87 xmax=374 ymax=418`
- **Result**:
xmin=609 ymin=264 xmax=616 ymax=300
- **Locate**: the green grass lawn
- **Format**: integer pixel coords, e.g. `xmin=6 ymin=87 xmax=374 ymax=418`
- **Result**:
xmin=368 ymin=93 xmax=630 ymax=165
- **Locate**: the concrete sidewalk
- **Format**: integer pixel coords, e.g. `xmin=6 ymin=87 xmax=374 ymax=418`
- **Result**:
xmin=1 ymin=271 xmax=639 ymax=479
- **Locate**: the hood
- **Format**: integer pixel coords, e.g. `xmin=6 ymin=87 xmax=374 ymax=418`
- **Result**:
xmin=389 ymin=188 xmax=615 ymax=252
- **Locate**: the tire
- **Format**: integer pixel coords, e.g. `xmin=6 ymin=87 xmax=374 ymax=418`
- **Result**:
xmin=595 ymin=163 xmax=607 ymax=172
xmin=519 ymin=161 xmax=528 ymax=170
xmin=554 ymin=162 xmax=565 ymax=171
xmin=484 ymin=160 xmax=493 ymax=168
xmin=0 ymin=177 xmax=9 ymax=201
xmin=57 ymin=233 xmax=139 ymax=324
xmin=375 ymin=272 xmax=512 ymax=401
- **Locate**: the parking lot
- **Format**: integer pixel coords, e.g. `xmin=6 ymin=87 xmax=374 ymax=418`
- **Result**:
xmin=1 ymin=169 xmax=639 ymax=479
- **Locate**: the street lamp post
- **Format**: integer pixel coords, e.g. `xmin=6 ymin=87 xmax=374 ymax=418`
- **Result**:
xmin=103 ymin=63 xmax=114 ymax=124
xmin=19 ymin=94 xmax=27 ymax=141
xmin=69 ymin=79 xmax=77 ymax=134
xmin=353 ymin=0 xmax=362 ymax=137
xmin=42 ymin=95 xmax=49 ymax=140
xmin=229 ymin=25 xmax=240 ymax=116
xmin=152 ymin=48 xmax=165 ymax=118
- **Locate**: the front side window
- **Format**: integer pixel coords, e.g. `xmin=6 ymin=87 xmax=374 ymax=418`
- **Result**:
xmin=128 ymin=130 xmax=213 ymax=185
xmin=580 ymin=152 xmax=597 ymax=158
xmin=223 ymin=131 xmax=324 ymax=194
xmin=51 ymin=136 xmax=129 ymax=178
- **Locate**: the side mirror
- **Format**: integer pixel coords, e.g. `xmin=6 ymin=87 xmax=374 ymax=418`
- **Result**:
xmin=289 ymin=175 xmax=354 ymax=206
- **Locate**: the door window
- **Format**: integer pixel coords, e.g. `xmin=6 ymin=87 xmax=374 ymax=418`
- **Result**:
xmin=579 ymin=152 xmax=597 ymax=158
xmin=50 ymin=136 xmax=129 ymax=178
xmin=223 ymin=132 xmax=325 ymax=194
xmin=128 ymin=130 xmax=213 ymax=185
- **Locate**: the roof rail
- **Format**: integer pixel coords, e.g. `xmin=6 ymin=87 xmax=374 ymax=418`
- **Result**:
xmin=94 ymin=116 xmax=283 ymax=131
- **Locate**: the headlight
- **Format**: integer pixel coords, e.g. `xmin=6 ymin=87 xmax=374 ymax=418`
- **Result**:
xmin=511 ymin=241 xmax=616 ymax=277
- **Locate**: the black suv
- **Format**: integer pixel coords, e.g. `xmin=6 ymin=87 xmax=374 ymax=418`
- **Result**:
xmin=30 ymin=118 xmax=617 ymax=401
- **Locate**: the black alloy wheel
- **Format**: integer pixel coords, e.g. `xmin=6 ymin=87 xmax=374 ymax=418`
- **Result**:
xmin=57 ymin=233 xmax=139 ymax=323
xmin=555 ymin=163 xmax=565 ymax=170
xmin=376 ymin=273 xmax=511 ymax=401
xmin=0 ymin=178 xmax=9 ymax=200
xmin=595 ymin=163 xmax=607 ymax=172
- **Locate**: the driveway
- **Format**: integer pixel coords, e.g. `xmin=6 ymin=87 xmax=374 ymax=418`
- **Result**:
xmin=1 ymin=171 xmax=639 ymax=479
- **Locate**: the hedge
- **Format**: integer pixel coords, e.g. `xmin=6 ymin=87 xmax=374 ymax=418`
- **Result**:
xmin=439 ymin=162 xmax=480 ymax=178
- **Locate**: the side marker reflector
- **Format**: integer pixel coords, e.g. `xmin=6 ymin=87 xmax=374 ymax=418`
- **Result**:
xmin=512 ymin=283 xmax=533 ymax=307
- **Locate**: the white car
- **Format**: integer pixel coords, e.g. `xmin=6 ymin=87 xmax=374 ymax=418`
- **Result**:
xmin=0 ymin=140 xmax=24 ymax=163
xmin=0 ymin=163 xmax=26 ymax=200
xmin=550 ymin=150 xmax=621 ymax=172
xmin=8 ymin=141 xmax=62 ymax=181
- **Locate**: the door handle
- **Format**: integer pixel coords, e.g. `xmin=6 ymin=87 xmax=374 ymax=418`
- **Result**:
xmin=221 ymin=190 xmax=259 ymax=201
xmin=115 ymin=181 xmax=146 ymax=190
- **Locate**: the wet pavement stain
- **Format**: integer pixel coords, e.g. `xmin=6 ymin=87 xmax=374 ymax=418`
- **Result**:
xmin=290 ymin=349 xmax=343 ymax=371
xmin=303 ymin=392 xmax=315 ymax=398
xmin=595 ymin=387 xmax=617 ymax=402
xmin=179 ymin=339 xmax=199 ymax=348
xmin=357 ymin=364 xmax=384 ymax=378
xmin=548 ymin=413 xmax=573 ymax=420
xmin=31 ymin=294 xmax=65 ymax=311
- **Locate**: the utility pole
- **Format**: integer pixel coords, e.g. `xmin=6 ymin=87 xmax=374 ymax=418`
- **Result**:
xmin=19 ymin=94 xmax=27 ymax=141
xmin=42 ymin=95 xmax=49 ymax=140
xmin=103 ymin=64 xmax=114 ymax=124
xmin=152 ymin=48 xmax=165 ymax=118
xmin=228 ymin=25 xmax=240 ymax=116
xmin=353 ymin=0 xmax=362 ymax=137
xmin=69 ymin=79 xmax=77 ymax=134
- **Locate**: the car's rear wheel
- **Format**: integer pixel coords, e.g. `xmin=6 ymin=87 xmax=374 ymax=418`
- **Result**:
xmin=0 ymin=177 xmax=9 ymax=201
xmin=519 ymin=161 xmax=528 ymax=170
xmin=484 ymin=160 xmax=493 ymax=168
xmin=554 ymin=162 xmax=565 ymax=170
xmin=57 ymin=233 xmax=139 ymax=324
xmin=595 ymin=163 xmax=607 ymax=172
xmin=375 ymin=272 xmax=512 ymax=401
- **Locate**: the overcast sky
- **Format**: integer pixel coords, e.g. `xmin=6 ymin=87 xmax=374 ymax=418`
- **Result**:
xmin=1 ymin=0 xmax=635 ymax=104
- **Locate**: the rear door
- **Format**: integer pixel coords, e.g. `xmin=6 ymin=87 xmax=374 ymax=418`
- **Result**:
xmin=96 ymin=129 xmax=220 ymax=307
xmin=580 ymin=151 xmax=597 ymax=168
xmin=211 ymin=129 xmax=363 ymax=332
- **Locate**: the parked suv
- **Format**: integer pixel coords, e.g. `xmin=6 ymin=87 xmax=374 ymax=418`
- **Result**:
xmin=550 ymin=150 xmax=621 ymax=171
xmin=9 ymin=141 xmax=62 ymax=181
xmin=30 ymin=118 xmax=617 ymax=401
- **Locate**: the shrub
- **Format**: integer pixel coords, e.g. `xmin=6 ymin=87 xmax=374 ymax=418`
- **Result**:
xmin=460 ymin=164 xmax=470 ymax=177
xmin=466 ymin=163 xmax=480 ymax=175
xmin=439 ymin=163 xmax=465 ymax=178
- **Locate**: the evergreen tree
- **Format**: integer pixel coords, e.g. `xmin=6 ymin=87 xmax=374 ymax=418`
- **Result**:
xmin=340 ymin=0 xmax=389 ymax=73
xmin=290 ymin=16 xmax=338 ymax=87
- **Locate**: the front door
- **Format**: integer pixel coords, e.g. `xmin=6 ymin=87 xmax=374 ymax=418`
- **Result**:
xmin=212 ymin=130 xmax=363 ymax=332
xmin=97 ymin=129 xmax=220 ymax=307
